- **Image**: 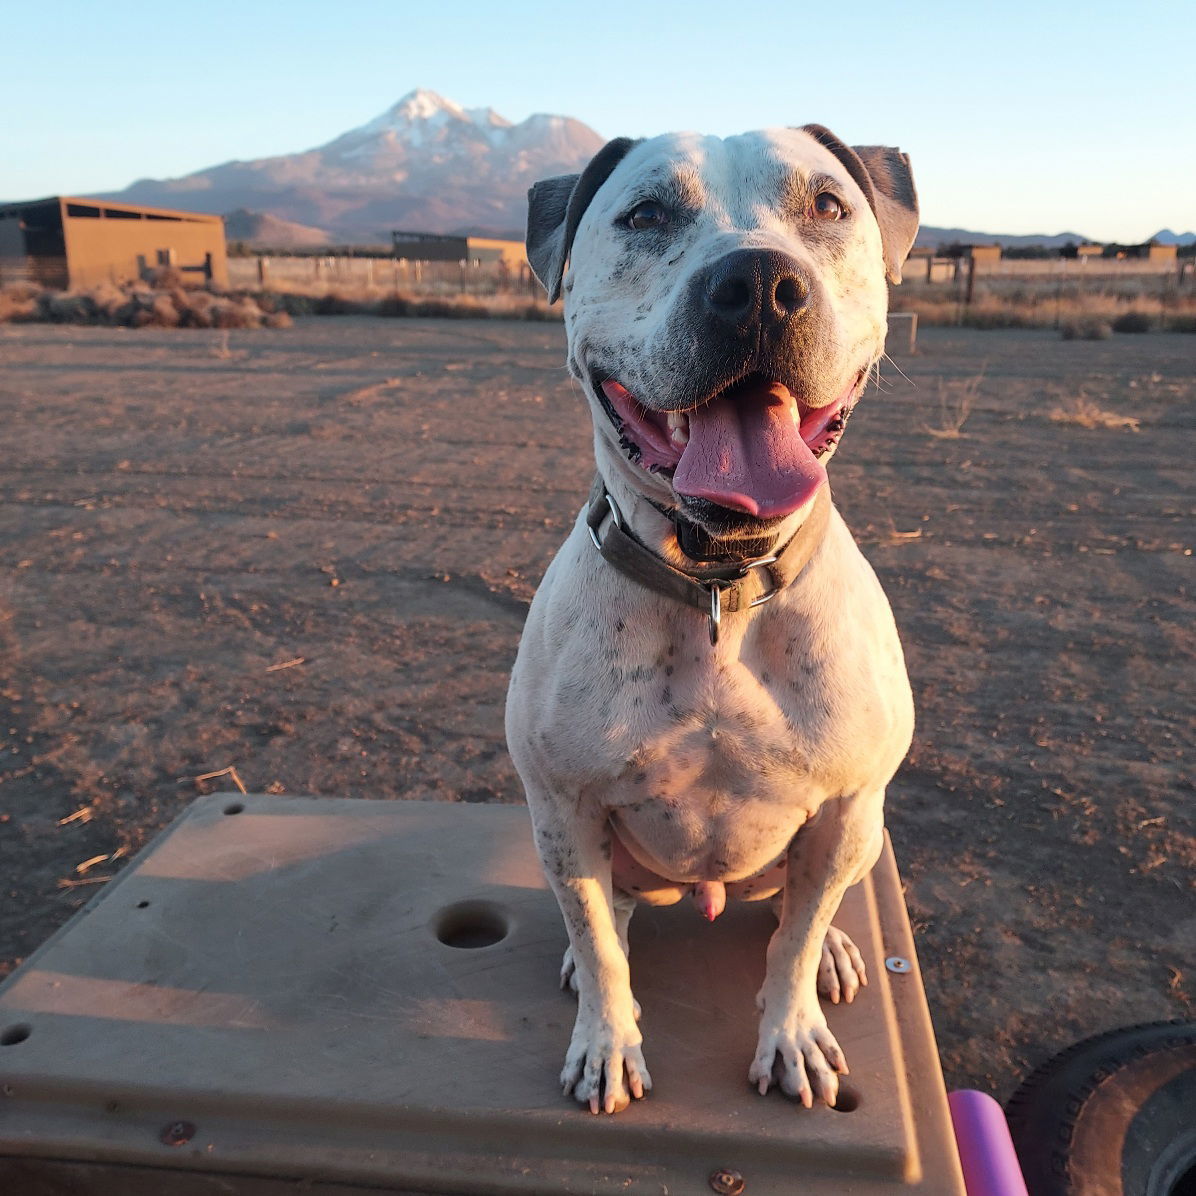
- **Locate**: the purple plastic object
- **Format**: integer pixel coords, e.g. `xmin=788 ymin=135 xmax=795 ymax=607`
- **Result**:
xmin=948 ymin=1089 xmax=1030 ymax=1196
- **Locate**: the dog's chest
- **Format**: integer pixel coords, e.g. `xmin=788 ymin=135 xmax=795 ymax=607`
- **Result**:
xmin=595 ymin=644 xmax=830 ymax=879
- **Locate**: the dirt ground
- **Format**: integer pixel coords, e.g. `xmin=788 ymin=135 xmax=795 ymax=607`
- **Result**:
xmin=0 ymin=317 xmax=1192 ymax=1101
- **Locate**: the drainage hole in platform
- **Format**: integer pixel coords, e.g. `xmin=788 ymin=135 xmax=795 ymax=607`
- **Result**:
xmin=223 ymin=802 xmax=245 ymax=816
xmin=1 ymin=1024 xmax=32 ymax=1046
xmin=434 ymin=901 xmax=510 ymax=949
xmin=136 ymin=900 xmax=151 ymax=909
xmin=832 ymin=1085 xmax=860 ymax=1112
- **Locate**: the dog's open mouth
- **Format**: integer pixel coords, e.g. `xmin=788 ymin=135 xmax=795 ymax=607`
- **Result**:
xmin=597 ymin=371 xmax=863 ymax=519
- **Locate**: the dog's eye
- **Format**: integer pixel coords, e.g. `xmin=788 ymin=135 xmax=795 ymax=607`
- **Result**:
xmin=625 ymin=200 xmax=671 ymax=231
xmin=812 ymin=192 xmax=845 ymax=221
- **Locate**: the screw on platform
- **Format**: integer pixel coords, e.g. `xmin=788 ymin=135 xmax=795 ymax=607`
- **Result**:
xmin=709 ymin=1167 xmax=745 ymax=1195
xmin=159 ymin=1120 xmax=196 ymax=1147
xmin=885 ymin=956 xmax=912 ymax=974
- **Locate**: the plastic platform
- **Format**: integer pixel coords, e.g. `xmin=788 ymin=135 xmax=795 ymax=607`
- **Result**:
xmin=0 ymin=795 xmax=965 ymax=1194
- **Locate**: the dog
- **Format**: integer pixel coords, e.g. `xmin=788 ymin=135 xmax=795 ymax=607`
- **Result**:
xmin=505 ymin=124 xmax=918 ymax=1115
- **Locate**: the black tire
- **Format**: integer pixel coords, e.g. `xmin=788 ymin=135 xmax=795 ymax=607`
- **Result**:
xmin=1005 ymin=1020 xmax=1196 ymax=1196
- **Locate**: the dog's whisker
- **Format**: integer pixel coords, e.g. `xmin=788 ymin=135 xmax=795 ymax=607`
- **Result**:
xmin=880 ymin=352 xmax=915 ymax=389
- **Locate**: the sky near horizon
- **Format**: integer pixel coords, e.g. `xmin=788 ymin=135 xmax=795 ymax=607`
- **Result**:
xmin=2 ymin=0 xmax=1192 ymax=243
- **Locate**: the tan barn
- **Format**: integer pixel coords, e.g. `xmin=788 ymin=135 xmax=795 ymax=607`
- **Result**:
xmin=963 ymin=244 xmax=1002 ymax=264
xmin=466 ymin=237 xmax=526 ymax=268
xmin=0 ymin=197 xmax=227 ymax=290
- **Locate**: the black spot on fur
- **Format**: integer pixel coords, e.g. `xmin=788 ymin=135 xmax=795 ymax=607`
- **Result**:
xmin=634 ymin=771 xmax=647 ymax=784
xmin=665 ymin=665 xmax=674 ymax=676
xmin=661 ymin=686 xmax=672 ymax=705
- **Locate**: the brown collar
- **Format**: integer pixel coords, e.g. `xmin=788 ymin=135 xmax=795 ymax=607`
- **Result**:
xmin=586 ymin=480 xmax=832 ymax=644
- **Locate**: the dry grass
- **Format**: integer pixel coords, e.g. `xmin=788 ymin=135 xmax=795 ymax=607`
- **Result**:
xmin=924 ymin=372 xmax=984 ymax=439
xmin=1049 ymin=395 xmax=1141 ymax=431
xmin=0 ymin=280 xmax=557 ymax=330
xmin=892 ymin=275 xmax=1196 ymax=333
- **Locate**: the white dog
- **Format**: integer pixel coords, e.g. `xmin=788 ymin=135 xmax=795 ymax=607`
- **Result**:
xmin=505 ymin=125 xmax=918 ymax=1115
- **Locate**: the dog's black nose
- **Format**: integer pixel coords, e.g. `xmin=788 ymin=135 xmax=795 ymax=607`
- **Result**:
xmin=703 ymin=249 xmax=810 ymax=332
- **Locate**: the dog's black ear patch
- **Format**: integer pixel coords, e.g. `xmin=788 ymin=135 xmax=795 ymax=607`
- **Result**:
xmin=800 ymin=125 xmax=919 ymax=285
xmin=526 ymin=137 xmax=640 ymax=303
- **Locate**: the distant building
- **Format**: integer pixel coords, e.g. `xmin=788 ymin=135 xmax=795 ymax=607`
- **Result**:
xmin=390 ymin=230 xmax=527 ymax=269
xmin=962 ymin=244 xmax=1002 ymax=264
xmin=1107 ymin=240 xmax=1178 ymax=263
xmin=0 ymin=197 xmax=227 ymax=290
xmin=466 ymin=237 xmax=526 ymax=268
xmin=390 ymin=230 xmax=469 ymax=262
xmin=1075 ymin=244 xmax=1104 ymax=258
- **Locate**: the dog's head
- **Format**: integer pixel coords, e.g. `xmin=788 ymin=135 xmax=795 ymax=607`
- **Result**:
xmin=527 ymin=125 xmax=918 ymax=549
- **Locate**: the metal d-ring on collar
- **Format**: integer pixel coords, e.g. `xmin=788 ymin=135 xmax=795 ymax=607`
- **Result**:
xmin=587 ymin=491 xmax=624 ymax=549
xmin=583 ymin=481 xmax=825 ymax=647
xmin=705 ymin=554 xmax=780 ymax=645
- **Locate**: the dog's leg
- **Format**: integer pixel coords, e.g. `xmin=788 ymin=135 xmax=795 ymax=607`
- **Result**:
xmin=750 ymin=789 xmax=884 ymax=1108
xmin=561 ymin=890 xmax=637 ymax=1000
xmin=529 ymin=792 xmax=650 ymax=1114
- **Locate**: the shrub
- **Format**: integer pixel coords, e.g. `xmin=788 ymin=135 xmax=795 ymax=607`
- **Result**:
xmin=314 ymin=292 xmax=363 ymax=315
xmin=375 ymin=294 xmax=412 ymax=317
xmin=1112 ymin=311 xmax=1155 ymax=333
xmin=1049 ymin=397 xmax=1140 ymax=430
xmin=1061 ymin=318 xmax=1112 ymax=341
xmin=280 ymin=292 xmax=316 ymax=316
xmin=0 ymin=286 xmax=40 ymax=323
xmin=143 ymin=266 xmax=185 ymax=289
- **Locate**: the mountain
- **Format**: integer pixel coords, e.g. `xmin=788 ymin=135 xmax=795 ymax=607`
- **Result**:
xmin=95 ymin=88 xmax=604 ymax=245
xmin=223 ymin=208 xmax=331 ymax=248
xmin=89 ymin=93 xmax=1188 ymax=250
xmin=1151 ymin=229 xmax=1196 ymax=246
xmin=914 ymin=226 xmax=1091 ymax=250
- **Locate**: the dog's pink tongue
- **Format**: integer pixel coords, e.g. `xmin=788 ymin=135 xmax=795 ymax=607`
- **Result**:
xmin=674 ymin=379 xmax=826 ymax=518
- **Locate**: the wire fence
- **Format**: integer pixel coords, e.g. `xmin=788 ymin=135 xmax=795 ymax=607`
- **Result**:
xmin=226 ymin=255 xmax=539 ymax=297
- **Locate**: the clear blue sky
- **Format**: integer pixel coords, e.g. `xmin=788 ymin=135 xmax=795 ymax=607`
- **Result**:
xmin=2 ymin=0 xmax=1192 ymax=242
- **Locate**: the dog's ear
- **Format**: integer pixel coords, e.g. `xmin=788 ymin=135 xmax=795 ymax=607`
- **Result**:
xmin=526 ymin=137 xmax=640 ymax=303
xmin=800 ymin=125 xmax=919 ymax=285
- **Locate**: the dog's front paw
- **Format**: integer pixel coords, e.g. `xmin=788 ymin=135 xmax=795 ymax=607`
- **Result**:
xmin=817 ymin=925 xmax=868 ymax=1005
xmin=561 ymin=1009 xmax=652 ymax=1114
xmin=748 ymin=1006 xmax=847 ymax=1108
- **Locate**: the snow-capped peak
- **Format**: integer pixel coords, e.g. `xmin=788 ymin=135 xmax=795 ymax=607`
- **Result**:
xmin=355 ymin=88 xmax=472 ymax=139
xmin=392 ymin=87 xmax=465 ymax=122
